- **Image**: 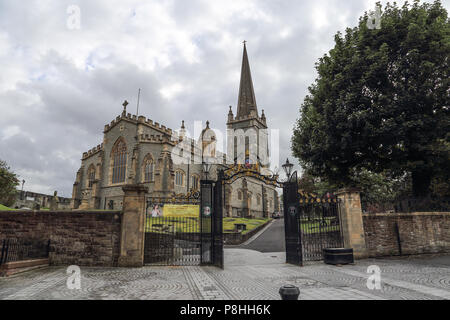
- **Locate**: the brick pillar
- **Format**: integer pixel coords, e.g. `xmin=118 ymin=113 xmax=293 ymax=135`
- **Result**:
xmin=336 ymin=188 xmax=368 ymax=259
xmin=118 ymin=184 xmax=148 ymax=267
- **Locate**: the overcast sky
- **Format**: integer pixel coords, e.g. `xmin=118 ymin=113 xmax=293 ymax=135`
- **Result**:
xmin=1 ymin=0 xmax=448 ymax=197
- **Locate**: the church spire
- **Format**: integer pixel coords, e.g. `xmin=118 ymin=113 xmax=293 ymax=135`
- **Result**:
xmin=236 ymin=41 xmax=258 ymax=119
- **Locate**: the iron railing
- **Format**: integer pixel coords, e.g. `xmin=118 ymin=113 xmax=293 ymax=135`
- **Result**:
xmin=362 ymin=197 xmax=450 ymax=214
xmin=0 ymin=238 xmax=50 ymax=265
xmin=298 ymin=200 xmax=344 ymax=261
xmin=144 ymin=216 xmax=201 ymax=266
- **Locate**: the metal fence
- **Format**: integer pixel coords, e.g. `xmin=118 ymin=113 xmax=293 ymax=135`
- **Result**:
xmin=144 ymin=216 xmax=201 ymax=266
xmin=362 ymin=197 xmax=450 ymax=214
xmin=298 ymin=200 xmax=344 ymax=261
xmin=0 ymin=238 xmax=50 ymax=265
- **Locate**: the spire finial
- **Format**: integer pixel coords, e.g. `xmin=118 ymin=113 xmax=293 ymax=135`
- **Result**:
xmin=227 ymin=106 xmax=234 ymax=122
xmin=206 ymin=120 xmax=210 ymax=128
xmin=181 ymin=120 xmax=185 ymax=129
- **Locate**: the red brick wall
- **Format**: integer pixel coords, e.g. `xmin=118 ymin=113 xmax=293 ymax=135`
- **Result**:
xmin=0 ymin=210 xmax=122 ymax=267
xmin=363 ymin=212 xmax=450 ymax=257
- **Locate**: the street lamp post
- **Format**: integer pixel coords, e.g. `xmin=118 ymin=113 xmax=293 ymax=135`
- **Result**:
xmin=202 ymin=157 xmax=213 ymax=182
xmin=21 ymin=179 xmax=25 ymax=200
xmin=282 ymin=158 xmax=294 ymax=181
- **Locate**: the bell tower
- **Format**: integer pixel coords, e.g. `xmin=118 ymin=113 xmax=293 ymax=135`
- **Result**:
xmin=227 ymin=42 xmax=269 ymax=169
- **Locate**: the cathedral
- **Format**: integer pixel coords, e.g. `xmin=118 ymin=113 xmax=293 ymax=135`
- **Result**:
xmin=71 ymin=43 xmax=279 ymax=218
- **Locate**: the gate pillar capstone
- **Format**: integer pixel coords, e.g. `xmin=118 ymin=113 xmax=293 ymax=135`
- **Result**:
xmin=336 ymin=188 xmax=368 ymax=259
xmin=118 ymin=184 xmax=148 ymax=267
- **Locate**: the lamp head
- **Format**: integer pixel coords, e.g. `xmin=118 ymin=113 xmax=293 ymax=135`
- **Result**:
xmin=202 ymin=156 xmax=213 ymax=174
xmin=282 ymin=158 xmax=294 ymax=179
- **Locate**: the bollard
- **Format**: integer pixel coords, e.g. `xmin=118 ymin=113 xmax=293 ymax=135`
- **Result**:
xmin=279 ymin=285 xmax=300 ymax=300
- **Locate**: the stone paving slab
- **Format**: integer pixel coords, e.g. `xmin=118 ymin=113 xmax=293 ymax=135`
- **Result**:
xmin=0 ymin=249 xmax=448 ymax=300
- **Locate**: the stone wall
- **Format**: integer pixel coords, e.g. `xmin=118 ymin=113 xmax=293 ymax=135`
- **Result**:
xmin=0 ymin=210 xmax=122 ymax=267
xmin=363 ymin=212 xmax=450 ymax=257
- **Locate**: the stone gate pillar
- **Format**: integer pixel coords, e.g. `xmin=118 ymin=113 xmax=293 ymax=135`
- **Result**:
xmin=118 ymin=184 xmax=148 ymax=267
xmin=336 ymin=188 xmax=368 ymax=259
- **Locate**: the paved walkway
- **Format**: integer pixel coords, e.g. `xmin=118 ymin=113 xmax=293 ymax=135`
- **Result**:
xmin=238 ymin=218 xmax=285 ymax=252
xmin=0 ymin=250 xmax=448 ymax=300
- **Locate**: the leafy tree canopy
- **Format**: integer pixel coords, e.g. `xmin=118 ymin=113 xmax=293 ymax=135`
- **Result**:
xmin=0 ymin=159 xmax=19 ymax=207
xmin=292 ymin=0 xmax=449 ymax=197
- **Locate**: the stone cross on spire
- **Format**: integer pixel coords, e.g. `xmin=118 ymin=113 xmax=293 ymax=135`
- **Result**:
xmin=236 ymin=41 xmax=258 ymax=119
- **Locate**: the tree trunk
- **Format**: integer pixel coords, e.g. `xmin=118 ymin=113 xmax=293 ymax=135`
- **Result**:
xmin=411 ymin=169 xmax=432 ymax=198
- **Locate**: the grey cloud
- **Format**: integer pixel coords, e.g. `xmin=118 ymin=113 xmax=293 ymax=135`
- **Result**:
xmin=2 ymin=0 xmax=448 ymax=196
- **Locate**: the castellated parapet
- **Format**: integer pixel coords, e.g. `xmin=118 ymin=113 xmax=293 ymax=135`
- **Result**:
xmin=138 ymin=133 xmax=176 ymax=146
xmin=82 ymin=143 xmax=104 ymax=159
xmin=103 ymin=113 xmax=173 ymax=136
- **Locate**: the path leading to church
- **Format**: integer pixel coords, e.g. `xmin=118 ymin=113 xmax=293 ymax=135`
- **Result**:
xmin=236 ymin=218 xmax=285 ymax=252
xmin=1 ymin=251 xmax=449 ymax=300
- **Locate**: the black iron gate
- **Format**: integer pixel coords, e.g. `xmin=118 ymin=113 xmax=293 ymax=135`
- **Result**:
xmin=200 ymin=174 xmax=224 ymax=268
xmin=283 ymin=171 xmax=302 ymax=265
xmin=144 ymin=193 xmax=201 ymax=266
xmin=298 ymin=194 xmax=344 ymax=261
xmin=212 ymin=171 xmax=224 ymax=269
xmin=283 ymin=172 xmax=344 ymax=265
xmin=200 ymin=181 xmax=212 ymax=265
xmin=143 ymin=180 xmax=223 ymax=268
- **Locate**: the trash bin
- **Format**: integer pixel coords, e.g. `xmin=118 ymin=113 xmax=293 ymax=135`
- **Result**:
xmin=323 ymin=248 xmax=354 ymax=265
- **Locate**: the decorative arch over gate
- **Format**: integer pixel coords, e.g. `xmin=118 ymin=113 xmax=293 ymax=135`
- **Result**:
xmin=221 ymin=164 xmax=281 ymax=187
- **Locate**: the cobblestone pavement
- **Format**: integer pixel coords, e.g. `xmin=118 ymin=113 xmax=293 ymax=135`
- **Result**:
xmin=0 ymin=249 xmax=448 ymax=300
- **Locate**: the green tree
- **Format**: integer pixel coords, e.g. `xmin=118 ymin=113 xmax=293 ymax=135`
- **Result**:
xmin=298 ymin=169 xmax=410 ymax=205
xmin=0 ymin=160 xmax=19 ymax=207
xmin=297 ymin=172 xmax=318 ymax=194
xmin=292 ymin=0 xmax=449 ymax=197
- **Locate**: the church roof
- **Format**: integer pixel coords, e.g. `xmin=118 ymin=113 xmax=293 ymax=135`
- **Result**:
xmin=236 ymin=42 xmax=258 ymax=119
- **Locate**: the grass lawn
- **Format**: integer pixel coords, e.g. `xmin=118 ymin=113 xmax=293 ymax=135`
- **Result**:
xmin=299 ymin=217 xmax=340 ymax=234
xmin=223 ymin=217 xmax=270 ymax=234
xmin=145 ymin=216 xmax=270 ymax=234
xmin=0 ymin=204 xmax=15 ymax=211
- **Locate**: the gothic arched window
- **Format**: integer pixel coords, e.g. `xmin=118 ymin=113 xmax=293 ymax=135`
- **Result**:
xmin=88 ymin=165 xmax=96 ymax=188
xmin=142 ymin=154 xmax=154 ymax=183
xmin=145 ymin=161 xmax=154 ymax=182
xmin=175 ymin=170 xmax=185 ymax=186
xmin=111 ymin=138 xmax=127 ymax=184
xmin=191 ymin=174 xmax=199 ymax=190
